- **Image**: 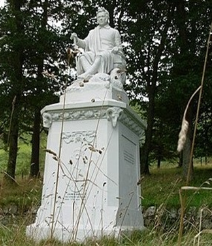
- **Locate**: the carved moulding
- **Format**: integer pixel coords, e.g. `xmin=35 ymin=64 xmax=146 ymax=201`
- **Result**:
xmin=42 ymin=106 xmax=145 ymax=138
xmin=42 ymin=108 xmax=108 ymax=129
xmin=106 ymin=107 xmax=123 ymax=127
xmin=43 ymin=112 xmax=52 ymax=128
xmin=106 ymin=106 xmax=145 ymax=137
xmin=119 ymin=111 xmax=145 ymax=138
xmin=62 ymin=131 xmax=96 ymax=144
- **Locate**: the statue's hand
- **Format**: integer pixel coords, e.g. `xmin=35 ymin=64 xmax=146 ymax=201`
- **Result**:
xmin=112 ymin=47 xmax=119 ymax=54
xmin=70 ymin=33 xmax=78 ymax=41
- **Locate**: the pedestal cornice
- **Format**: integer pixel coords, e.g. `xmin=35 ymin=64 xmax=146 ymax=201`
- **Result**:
xmin=42 ymin=100 xmax=146 ymax=137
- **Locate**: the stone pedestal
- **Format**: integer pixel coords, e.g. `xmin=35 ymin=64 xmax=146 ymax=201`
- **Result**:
xmin=26 ymin=77 xmax=146 ymax=242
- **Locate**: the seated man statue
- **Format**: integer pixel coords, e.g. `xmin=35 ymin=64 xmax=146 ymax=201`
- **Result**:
xmin=71 ymin=7 xmax=126 ymax=80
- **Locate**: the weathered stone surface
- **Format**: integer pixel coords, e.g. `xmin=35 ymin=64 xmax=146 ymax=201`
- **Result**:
xmin=142 ymin=206 xmax=212 ymax=232
xmin=0 ymin=204 xmax=212 ymax=234
xmin=143 ymin=206 xmax=156 ymax=218
xmin=2 ymin=204 xmax=18 ymax=215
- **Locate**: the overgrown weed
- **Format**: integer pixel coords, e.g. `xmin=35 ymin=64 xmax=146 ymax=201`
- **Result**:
xmin=0 ymin=161 xmax=212 ymax=245
xmin=0 ymin=222 xmax=199 ymax=246
xmin=0 ymin=177 xmax=42 ymax=208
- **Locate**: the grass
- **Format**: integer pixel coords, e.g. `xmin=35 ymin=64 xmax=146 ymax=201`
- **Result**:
xmin=142 ymin=161 xmax=212 ymax=209
xmin=0 ymin=146 xmax=31 ymax=176
xmin=0 ymin=135 xmax=45 ymax=208
xmin=1 ymin=146 xmax=212 ymax=245
xmin=0 ymin=222 xmax=194 ymax=246
xmin=0 ymin=222 xmax=210 ymax=246
xmin=0 ymin=177 xmax=42 ymax=208
xmin=0 ymin=132 xmax=46 ymax=177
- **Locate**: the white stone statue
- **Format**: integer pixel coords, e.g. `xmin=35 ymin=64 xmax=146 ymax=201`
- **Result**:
xmin=26 ymin=9 xmax=145 ymax=242
xmin=71 ymin=7 xmax=126 ymax=80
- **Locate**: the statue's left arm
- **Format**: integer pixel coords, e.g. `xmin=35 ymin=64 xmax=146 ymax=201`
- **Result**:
xmin=112 ymin=29 xmax=124 ymax=55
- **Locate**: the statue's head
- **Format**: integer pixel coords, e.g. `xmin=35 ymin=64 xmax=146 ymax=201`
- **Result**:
xmin=96 ymin=7 xmax=109 ymax=23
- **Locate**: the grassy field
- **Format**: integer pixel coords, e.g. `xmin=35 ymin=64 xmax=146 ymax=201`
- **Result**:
xmin=0 ymin=132 xmax=47 ymax=176
xmin=1 ymin=139 xmax=212 ymax=245
xmin=142 ymin=161 xmax=212 ymax=209
xmin=0 ymin=226 xmax=200 ymax=246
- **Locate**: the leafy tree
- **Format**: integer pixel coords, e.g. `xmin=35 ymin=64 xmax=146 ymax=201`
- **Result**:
xmin=1 ymin=0 xmax=212 ymax=182
xmin=0 ymin=0 xmax=26 ymax=181
xmin=121 ymin=1 xmax=175 ymax=174
xmin=0 ymin=0 xmax=77 ymax=180
xmin=169 ymin=0 xmax=212 ymax=179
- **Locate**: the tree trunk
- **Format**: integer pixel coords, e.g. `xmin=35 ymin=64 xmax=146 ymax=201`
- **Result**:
xmin=140 ymin=4 xmax=174 ymax=174
xmin=157 ymin=147 xmax=162 ymax=168
xmin=182 ymin=136 xmax=193 ymax=181
xmin=4 ymin=1 xmax=24 ymax=183
xmin=182 ymin=104 xmax=193 ymax=181
xmin=30 ymin=109 xmax=41 ymax=177
xmin=157 ymin=157 xmax=161 ymax=169
xmin=178 ymin=152 xmax=183 ymax=167
xmin=29 ymin=0 xmax=47 ymax=178
xmin=5 ymin=96 xmax=20 ymax=182
xmin=6 ymin=121 xmax=19 ymax=180
xmin=140 ymin=142 xmax=151 ymax=174
xmin=173 ymin=0 xmax=193 ymax=178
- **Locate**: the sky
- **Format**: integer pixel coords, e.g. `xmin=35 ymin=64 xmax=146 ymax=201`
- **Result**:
xmin=0 ymin=0 xmax=4 ymax=7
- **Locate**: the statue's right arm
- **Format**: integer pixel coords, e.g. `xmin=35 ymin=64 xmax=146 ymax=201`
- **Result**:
xmin=70 ymin=33 xmax=86 ymax=49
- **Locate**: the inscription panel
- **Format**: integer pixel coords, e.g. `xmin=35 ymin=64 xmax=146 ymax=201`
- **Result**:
xmin=118 ymin=133 xmax=138 ymax=226
xmin=124 ymin=149 xmax=135 ymax=165
xmin=59 ymin=130 xmax=104 ymax=203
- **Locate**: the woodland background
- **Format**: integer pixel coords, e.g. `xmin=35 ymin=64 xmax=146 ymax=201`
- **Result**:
xmin=0 ymin=0 xmax=212 ymax=182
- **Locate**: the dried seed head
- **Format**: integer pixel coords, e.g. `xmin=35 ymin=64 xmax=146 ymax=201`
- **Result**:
xmin=89 ymin=146 xmax=97 ymax=152
xmin=45 ymin=149 xmax=57 ymax=156
xmin=177 ymin=119 xmax=189 ymax=152
xmin=177 ymin=86 xmax=201 ymax=153
xmin=52 ymin=156 xmax=58 ymax=161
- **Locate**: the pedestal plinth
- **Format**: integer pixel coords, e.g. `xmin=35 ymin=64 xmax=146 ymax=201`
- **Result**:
xmin=26 ymin=78 xmax=146 ymax=242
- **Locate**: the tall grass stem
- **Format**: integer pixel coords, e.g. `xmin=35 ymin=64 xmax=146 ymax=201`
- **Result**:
xmin=186 ymin=23 xmax=212 ymax=185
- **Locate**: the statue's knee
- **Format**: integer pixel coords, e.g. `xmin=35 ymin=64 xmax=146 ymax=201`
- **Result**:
xmin=95 ymin=55 xmax=102 ymax=62
xmin=79 ymin=55 xmax=85 ymax=63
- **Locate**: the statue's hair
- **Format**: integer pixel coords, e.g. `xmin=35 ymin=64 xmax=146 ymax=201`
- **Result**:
xmin=97 ymin=7 xmax=109 ymax=19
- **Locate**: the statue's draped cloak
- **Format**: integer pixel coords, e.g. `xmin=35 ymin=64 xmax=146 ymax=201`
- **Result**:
xmin=76 ymin=25 xmax=124 ymax=75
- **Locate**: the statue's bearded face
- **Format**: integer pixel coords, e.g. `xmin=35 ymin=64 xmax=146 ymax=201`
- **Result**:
xmin=97 ymin=12 xmax=108 ymax=26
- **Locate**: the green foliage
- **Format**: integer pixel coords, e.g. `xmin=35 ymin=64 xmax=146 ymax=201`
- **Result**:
xmin=0 ymin=225 xmax=37 ymax=246
xmin=142 ymin=161 xmax=212 ymax=209
xmin=0 ymin=0 xmax=78 ymax=179
xmin=0 ymin=133 xmax=46 ymax=177
xmin=0 ymin=148 xmax=31 ymax=176
xmin=0 ymin=0 xmax=212 ymax=179
xmin=0 ymin=177 xmax=42 ymax=209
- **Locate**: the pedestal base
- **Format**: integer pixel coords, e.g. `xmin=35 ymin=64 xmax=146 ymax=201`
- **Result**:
xmin=26 ymin=223 xmax=143 ymax=243
xmin=26 ymin=79 xmax=146 ymax=243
